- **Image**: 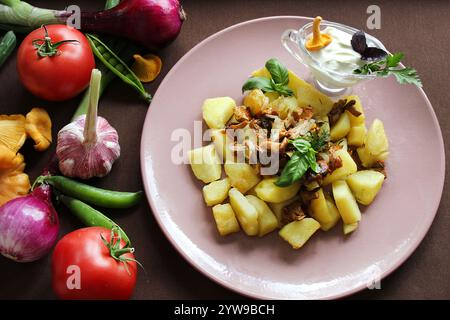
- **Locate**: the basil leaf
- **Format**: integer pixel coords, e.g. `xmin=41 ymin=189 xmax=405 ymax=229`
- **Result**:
xmin=306 ymin=148 xmax=321 ymax=173
xmin=242 ymin=59 xmax=293 ymax=97
xmin=275 ymin=152 xmax=309 ymax=187
xmin=290 ymin=139 xmax=311 ymax=154
xmin=265 ymin=58 xmax=289 ymax=86
xmin=271 ymin=81 xmax=294 ymax=96
xmin=242 ymin=77 xmax=275 ymax=93
xmin=295 ymin=139 xmax=320 ymax=173
xmin=275 ymin=138 xmax=321 ymax=186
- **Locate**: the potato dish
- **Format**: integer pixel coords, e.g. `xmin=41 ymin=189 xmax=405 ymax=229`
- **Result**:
xmin=188 ymin=58 xmax=388 ymax=249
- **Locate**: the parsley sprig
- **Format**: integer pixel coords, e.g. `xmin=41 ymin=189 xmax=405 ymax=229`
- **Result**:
xmin=242 ymin=58 xmax=294 ymax=96
xmin=354 ymin=52 xmax=422 ymax=87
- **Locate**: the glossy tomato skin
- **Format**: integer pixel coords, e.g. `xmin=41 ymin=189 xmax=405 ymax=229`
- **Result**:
xmin=52 ymin=227 xmax=137 ymax=300
xmin=17 ymin=25 xmax=95 ymax=101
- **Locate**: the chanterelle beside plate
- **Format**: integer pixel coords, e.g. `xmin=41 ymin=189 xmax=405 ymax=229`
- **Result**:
xmin=140 ymin=16 xmax=445 ymax=299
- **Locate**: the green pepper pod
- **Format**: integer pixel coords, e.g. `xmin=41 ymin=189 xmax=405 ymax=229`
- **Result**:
xmin=43 ymin=175 xmax=143 ymax=209
xmin=0 ymin=31 xmax=16 ymax=67
xmin=60 ymin=194 xmax=131 ymax=244
xmin=86 ymin=33 xmax=151 ymax=103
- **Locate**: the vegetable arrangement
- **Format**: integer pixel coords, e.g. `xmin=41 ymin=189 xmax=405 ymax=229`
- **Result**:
xmin=0 ymin=0 xmax=185 ymax=50
xmin=0 ymin=0 xmax=184 ymax=299
xmin=188 ymin=58 xmax=389 ymax=249
xmin=31 ymin=172 xmax=142 ymax=248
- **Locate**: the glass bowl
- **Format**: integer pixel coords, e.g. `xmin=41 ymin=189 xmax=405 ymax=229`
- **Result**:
xmin=281 ymin=20 xmax=387 ymax=96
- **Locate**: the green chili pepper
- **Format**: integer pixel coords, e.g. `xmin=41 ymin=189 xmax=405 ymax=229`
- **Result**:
xmin=59 ymin=194 xmax=131 ymax=245
xmin=38 ymin=175 xmax=143 ymax=209
xmin=0 ymin=30 xmax=16 ymax=67
xmin=86 ymin=33 xmax=151 ymax=103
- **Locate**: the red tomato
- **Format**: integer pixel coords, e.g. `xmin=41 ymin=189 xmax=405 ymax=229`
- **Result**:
xmin=52 ymin=227 xmax=137 ymax=300
xmin=17 ymin=25 xmax=95 ymax=101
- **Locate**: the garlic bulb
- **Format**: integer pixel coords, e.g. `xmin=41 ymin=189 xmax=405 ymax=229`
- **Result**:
xmin=56 ymin=69 xmax=120 ymax=179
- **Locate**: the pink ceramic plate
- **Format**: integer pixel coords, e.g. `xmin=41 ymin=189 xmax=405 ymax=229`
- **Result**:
xmin=140 ymin=16 xmax=445 ymax=299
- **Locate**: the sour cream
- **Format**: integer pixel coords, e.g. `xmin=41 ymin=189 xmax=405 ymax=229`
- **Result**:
xmin=309 ymin=27 xmax=364 ymax=75
xmin=283 ymin=20 xmax=386 ymax=92
xmin=298 ymin=26 xmax=368 ymax=89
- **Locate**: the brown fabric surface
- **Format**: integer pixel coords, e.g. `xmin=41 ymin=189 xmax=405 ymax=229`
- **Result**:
xmin=0 ymin=0 xmax=449 ymax=299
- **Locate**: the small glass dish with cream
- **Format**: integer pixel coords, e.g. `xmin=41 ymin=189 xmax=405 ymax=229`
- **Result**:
xmin=282 ymin=17 xmax=387 ymax=96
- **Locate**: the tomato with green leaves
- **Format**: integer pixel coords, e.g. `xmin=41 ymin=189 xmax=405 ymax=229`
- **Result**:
xmin=17 ymin=25 xmax=95 ymax=101
xmin=52 ymin=227 xmax=137 ymax=300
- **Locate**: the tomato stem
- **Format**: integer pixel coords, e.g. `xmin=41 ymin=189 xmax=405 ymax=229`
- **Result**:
xmin=114 ymin=247 xmax=135 ymax=256
xmin=101 ymin=226 xmax=141 ymax=275
xmin=32 ymin=25 xmax=79 ymax=58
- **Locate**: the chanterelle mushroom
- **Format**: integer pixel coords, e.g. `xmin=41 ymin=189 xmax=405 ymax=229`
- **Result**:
xmin=131 ymin=53 xmax=162 ymax=83
xmin=0 ymin=145 xmax=30 ymax=206
xmin=25 ymin=108 xmax=52 ymax=152
xmin=0 ymin=114 xmax=26 ymax=153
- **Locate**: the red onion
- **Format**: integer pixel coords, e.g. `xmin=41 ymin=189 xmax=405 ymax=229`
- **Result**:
xmin=80 ymin=0 xmax=186 ymax=50
xmin=0 ymin=184 xmax=59 ymax=263
xmin=0 ymin=0 xmax=186 ymax=50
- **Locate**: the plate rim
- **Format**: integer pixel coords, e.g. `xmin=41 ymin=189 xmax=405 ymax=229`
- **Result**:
xmin=140 ymin=15 xmax=446 ymax=299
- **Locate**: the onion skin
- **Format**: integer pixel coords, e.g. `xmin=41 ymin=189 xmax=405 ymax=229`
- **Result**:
xmin=0 ymin=184 xmax=59 ymax=263
xmin=81 ymin=0 xmax=186 ymax=50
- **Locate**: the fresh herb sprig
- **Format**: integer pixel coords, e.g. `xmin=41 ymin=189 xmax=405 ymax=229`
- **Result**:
xmin=354 ymin=52 xmax=422 ymax=87
xmin=275 ymin=130 xmax=329 ymax=188
xmin=275 ymin=129 xmax=329 ymax=187
xmin=242 ymin=58 xmax=294 ymax=96
xmin=305 ymin=128 xmax=329 ymax=152
xmin=275 ymin=139 xmax=319 ymax=187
